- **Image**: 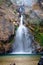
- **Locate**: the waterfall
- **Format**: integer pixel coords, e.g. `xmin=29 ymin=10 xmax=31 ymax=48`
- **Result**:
xmin=20 ymin=15 xmax=23 ymax=25
xmin=11 ymin=0 xmax=37 ymax=6
xmin=11 ymin=4 xmax=40 ymax=54
xmin=11 ymin=14 xmax=37 ymax=54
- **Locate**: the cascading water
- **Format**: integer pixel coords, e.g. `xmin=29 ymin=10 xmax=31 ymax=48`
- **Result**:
xmin=11 ymin=5 xmax=40 ymax=54
xmin=12 ymin=14 xmax=36 ymax=54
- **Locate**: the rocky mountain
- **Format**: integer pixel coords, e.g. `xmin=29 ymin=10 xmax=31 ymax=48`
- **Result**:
xmin=0 ymin=0 xmax=43 ymax=42
xmin=0 ymin=3 xmax=15 ymax=41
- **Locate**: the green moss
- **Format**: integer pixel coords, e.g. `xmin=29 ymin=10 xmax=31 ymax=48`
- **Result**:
xmin=34 ymin=24 xmax=43 ymax=46
xmin=10 ymin=39 xmax=14 ymax=44
xmin=39 ymin=33 xmax=43 ymax=46
xmin=0 ymin=0 xmax=3 ymax=5
xmin=15 ymin=25 xmax=18 ymax=30
xmin=8 ymin=35 xmax=14 ymax=44
xmin=14 ymin=9 xmax=17 ymax=14
xmin=34 ymin=33 xmax=43 ymax=46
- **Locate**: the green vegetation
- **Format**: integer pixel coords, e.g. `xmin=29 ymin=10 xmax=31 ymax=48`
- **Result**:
xmin=0 ymin=0 xmax=3 ymax=5
xmin=14 ymin=9 xmax=17 ymax=14
xmin=5 ymin=0 xmax=12 ymax=7
xmin=39 ymin=33 xmax=43 ymax=46
xmin=34 ymin=25 xmax=43 ymax=46
xmin=35 ymin=33 xmax=43 ymax=46
xmin=0 ymin=0 xmax=12 ymax=6
xmin=9 ymin=39 xmax=14 ymax=45
xmin=15 ymin=25 xmax=18 ymax=30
